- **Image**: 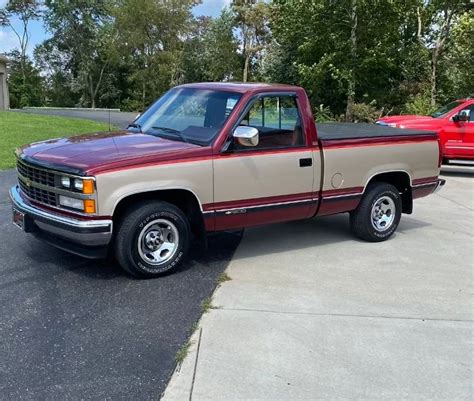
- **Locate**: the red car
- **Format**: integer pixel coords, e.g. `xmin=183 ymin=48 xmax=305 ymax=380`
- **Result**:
xmin=377 ymin=99 xmax=474 ymax=165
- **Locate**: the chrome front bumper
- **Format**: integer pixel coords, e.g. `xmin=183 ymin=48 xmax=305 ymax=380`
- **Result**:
xmin=9 ymin=185 xmax=113 ymax=258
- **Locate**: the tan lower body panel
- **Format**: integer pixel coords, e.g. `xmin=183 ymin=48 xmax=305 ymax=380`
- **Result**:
xmin=95 ymin=140 xmax=440 ymax=232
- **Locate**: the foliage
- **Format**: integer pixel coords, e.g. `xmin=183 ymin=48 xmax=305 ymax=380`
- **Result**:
xmin=0 ymin=111 xmax=111 ymax=169
xmin=6 ymin=50 xmax=44 ymax=108
xmin=0 ymin=0 xmax=472 ymax=116
xmin=180 ymin=10 xmax=241 ymax=83
xmin=1 ymin=0 xmax=42 ymax=102
xmin=351 ymin=102 xmax=382 ymax=123
xmin=41 ymin=0 xmax=115 ymax=108
xmin=112 ymin=0 xmax=198 ymax=110
xmin=437 ymin=10 xmax=474 ymax=103
xmin=403 ymin=91 xmax=437 ymax=115
xmin=313 ymin=104 xmax=334 ymax=123
xmin=232 ymin=0 xmax=270 ymax=82
xmin=0 ymin=0 xmax=41 ymax=61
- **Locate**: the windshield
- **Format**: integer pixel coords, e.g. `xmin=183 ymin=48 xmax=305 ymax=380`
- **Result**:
xmin=132 ymin=88 xmax=241 ymax=146
xmin=431 ymin=101 xmax=462 ymax=118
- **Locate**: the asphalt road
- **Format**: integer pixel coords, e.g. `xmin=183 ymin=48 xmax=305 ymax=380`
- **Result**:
xmin=17 ymin=109 xmax=139 ymax=129
xmin=0 ymin=169 xmax=241 ymax=400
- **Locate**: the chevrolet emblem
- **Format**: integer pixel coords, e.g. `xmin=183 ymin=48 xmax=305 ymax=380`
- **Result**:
xmin=25 ymin=178 xmax=32 ymax=187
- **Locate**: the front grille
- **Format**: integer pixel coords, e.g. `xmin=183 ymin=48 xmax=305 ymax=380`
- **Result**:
xmin=17 ymin=159 xmax=56 ymax=187
xmin=18 ymin=179 xmax=57 ymax=206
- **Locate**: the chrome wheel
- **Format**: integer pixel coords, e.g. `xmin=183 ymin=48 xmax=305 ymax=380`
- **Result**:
xmin=371 ymin=196 xmax=396 ymax=232
xmin=137 ymin=219 xmax=179 ymax=266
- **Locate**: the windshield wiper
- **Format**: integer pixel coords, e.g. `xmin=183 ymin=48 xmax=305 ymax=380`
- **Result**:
xmin=127 ymin=122 xmax=142 ymax=132
xmin=151 ymin=126 xmax=180 ymax=134
xmin=151 ymin=126 xmax=189 ymax=143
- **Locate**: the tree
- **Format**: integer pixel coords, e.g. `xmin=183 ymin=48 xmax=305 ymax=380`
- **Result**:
xmin=437 ymin=9 xmax=474 ymax=102
xmin=42 ymin=0 xmax=115 ymax=108
xmin=232 ymin=0 xmax=270 ymax=82
xmin=267 ymin=0 xmax=434 ymax=119
xmin=181 ymin=10 xmax=240 ymax=83
xmin=112 ymin=0 xmax=199 ymax=110
xmin=34 ymin=39 xmax=80 ymax=107
xmin=424 ymin=0 xmax=466 ymax=106
xmin=202 ymin=9 xmax=241 ymax=81
xmin=6 ymin=49 xmax=44 ymax=108
xmin=0 ymin=0 xmax=41 ymax=89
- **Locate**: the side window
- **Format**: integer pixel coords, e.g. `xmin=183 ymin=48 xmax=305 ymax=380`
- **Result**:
xmin=457 ymin=105 xmax=474 ymax=122
xmin=468 ymin=105 xmax=474 ymax=122
xmin=236 ymin=95 xmax=304 ymax=150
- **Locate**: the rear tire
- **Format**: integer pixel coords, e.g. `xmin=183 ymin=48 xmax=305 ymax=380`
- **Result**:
xmin=350 ymin=183 xmax=402 ymax=242
xmin=114 ymin=201 xmax=191 ymax=278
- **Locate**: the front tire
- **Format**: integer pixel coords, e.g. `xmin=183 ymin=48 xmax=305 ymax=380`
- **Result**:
xmin=114 ymin=201 xmax=191 ymax=278
xmin=350 ymin=183 xmax=402 ymax=242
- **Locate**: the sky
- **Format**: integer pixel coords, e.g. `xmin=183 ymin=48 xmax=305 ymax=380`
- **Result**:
xmin=0 ymin=0 xmax=231 ymax=56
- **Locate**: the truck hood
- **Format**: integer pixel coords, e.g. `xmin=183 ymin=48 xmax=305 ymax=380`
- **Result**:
xmin=19 ymin=130 xmax=210 ymax=175
xmin=377 ymin=115 xmax=446 ymax=130
xmin=377 ymin=115 xmax=434 ymax=125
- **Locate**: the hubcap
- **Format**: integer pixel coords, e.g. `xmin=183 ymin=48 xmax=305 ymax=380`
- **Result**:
xmin=371 ymin=196 xmax=396 ymax=232
xmin=137 ymin=219 xmax=179 ymax=266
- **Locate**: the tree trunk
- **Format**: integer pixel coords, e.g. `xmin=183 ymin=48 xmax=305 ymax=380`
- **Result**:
xmin=345 ymin=0 xmax=357 ymax=122
xmin=416 ymin=7 xmax=422 ymax=42
xmin=88 ymin=75 xmax=96 ymax=108
xmin=430 ymin=8 xmax=455 ymax=107
xmin=243 ymin=54 xmax=250 ymax=83
xmin=430 ymin=47 xmax=439 ymax=107
xmin=90 ymin=65 xmax=106 ymax=109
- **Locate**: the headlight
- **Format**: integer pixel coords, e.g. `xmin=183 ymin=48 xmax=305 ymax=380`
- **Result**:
xmin=61 ymin=176 xmax=71 ymax=188
xmin=376 ymin=121 xmax=397 ymax=127
xmin=74 ymin=179 xmax=83 ymax=191
xmin=60 ymin=177 xmax=94 ymax=194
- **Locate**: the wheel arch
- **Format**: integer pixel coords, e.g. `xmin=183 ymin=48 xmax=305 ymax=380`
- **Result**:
xmin=364 ymin=170 xmax=413 ymax=214
xmin=112 ymin=188 xmax=206 ymax=240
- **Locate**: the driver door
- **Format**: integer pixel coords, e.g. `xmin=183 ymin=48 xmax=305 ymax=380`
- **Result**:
xmin=212 ymin=94 xmax=315 ymax=230
xmin=444 ymin=103 xmax=474 ymax=160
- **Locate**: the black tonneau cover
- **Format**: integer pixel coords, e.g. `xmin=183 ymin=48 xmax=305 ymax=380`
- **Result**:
xmin=317 ymin=122 xmax=436 ymax=141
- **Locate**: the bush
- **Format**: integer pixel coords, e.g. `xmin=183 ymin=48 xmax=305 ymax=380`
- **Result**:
xmin=314 ymin=104 xmax=334 ymax=122
xmin=403 ymin=92 xmax=436 ymax=115
xmin=351 ymin=102 xmax=381 ymax=123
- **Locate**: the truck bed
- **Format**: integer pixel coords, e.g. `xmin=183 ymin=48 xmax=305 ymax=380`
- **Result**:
xmin=317 ymin=122 xmax=436 ymax=141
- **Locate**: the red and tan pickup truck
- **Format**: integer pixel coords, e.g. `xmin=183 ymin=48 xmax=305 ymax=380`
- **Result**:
xmin=10 ymin=83 xmax=445 ymax=278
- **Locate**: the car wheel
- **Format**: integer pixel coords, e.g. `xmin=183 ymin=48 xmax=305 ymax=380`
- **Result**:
xmin=350 ymin=183 xmax=402 ymax=242
xmin=114 ymin=201 xmax=191 ymax=278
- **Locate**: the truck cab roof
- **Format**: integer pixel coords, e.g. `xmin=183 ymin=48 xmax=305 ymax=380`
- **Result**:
xmin=176 ymin=82 xmax=303 ymax=94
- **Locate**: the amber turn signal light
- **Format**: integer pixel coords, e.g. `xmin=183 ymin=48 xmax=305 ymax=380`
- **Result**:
xmin=83 ymin=199 xmax=96 ymax=214
xmin=82 ymin=179 xmax=95 ymax=194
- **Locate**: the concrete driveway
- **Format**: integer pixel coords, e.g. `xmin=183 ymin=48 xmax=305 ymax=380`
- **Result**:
xmin=0 ymin=170 xmax=241 ymax=400
xmin=164 ymin=171 xmax=473 ymax=400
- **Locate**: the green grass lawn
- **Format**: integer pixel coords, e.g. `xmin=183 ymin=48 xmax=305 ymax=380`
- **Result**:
xmin=0 ymin=111 xmax=112 ymax=170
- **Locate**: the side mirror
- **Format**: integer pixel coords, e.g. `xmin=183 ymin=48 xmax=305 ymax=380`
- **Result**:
xmin=233 ymin=126 xmax=259 ymax=147
xmin=453 ymin=111 xmax=469 ymax=123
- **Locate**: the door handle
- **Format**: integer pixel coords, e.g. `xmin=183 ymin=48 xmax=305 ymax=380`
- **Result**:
xmin=299 ymin=158 xmax=312 ymax=167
